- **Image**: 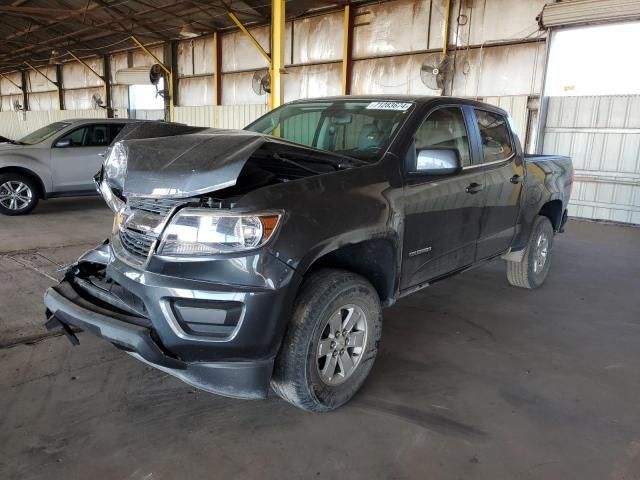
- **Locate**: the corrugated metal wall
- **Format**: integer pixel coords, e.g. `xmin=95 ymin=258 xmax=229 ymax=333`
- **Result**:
xmin=174 ymin=104 xmax=269 ymax=129
xmin=542 ymin=95 xmax=640 ymax=224
xmin=0 ymin=109 xmax=108 ymax=140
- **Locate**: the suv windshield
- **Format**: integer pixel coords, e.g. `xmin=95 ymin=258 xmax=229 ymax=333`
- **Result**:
xmin=245 ymin=100 xmax=414 ymax=162
xmin=18 ymin=122 xmax=70 ymax=145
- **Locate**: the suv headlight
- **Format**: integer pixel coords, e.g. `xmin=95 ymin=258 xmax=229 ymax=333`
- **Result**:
xmin=103 ymin=141 xmax=127 ymax=192
xmin=158 ymin=209 xmax=282 ymax=256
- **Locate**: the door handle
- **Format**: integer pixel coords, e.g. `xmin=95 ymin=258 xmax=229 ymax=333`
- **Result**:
xmin=510 ymin=174 xmax=522 ymax=184
xmin=465 ymin=182 xmax=484 ymax=194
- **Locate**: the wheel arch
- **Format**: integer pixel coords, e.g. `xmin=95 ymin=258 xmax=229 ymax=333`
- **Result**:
xmin=0 ymin=166 xmax=47 ymax=199
xmin=301 ymin=237 xmax=399 ymax=306
xmin=539 ymin=199 xmax=563 ymax=232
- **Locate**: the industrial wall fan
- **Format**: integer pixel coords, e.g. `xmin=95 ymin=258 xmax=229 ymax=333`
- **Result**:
xmin=420 ymin=53 xmax=454 ymax=92
xmin=252 ymin=69 xmax=271 ymax=96
xmin=91 ymin=93 xmax=105 ymax=109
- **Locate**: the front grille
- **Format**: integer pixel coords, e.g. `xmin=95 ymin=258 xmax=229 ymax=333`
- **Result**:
xmin=128 ymin=197 xmax=191 ymax=216
xmin=119 ymin=228 xmax=155 ymax=259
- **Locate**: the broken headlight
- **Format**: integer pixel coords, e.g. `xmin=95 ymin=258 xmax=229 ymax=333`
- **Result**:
xmin=103 ymin=141 xmax=127 ymax=192
xmin=158 ymin=209 xmax=281 ymax=256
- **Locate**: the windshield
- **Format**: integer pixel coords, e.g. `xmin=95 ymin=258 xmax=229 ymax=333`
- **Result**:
xmin=18 ymin=122 xmax=70 ymax=145
xmin=245 ymin=100 xmax=414 ymax=162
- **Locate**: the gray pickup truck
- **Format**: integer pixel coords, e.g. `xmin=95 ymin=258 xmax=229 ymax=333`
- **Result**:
xmin=44 ymin=96 xmax=573 ymax=412
xmin=0 ymin=118 xmax=137 ymax=215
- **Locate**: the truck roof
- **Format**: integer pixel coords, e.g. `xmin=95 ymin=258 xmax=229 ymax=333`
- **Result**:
xmin=287 ymin=95 xmax=508 ymax=114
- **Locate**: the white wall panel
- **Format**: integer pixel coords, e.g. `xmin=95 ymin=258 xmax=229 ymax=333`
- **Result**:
xmin=284 ymin=64 xmax=342 ymax=103
xmin=459 ymin=0 xmax=546 ymax=46
xmin=352 ymin=54 xmax=440 ymax=95
xmin=111 ymin=85 xmax=129 ymax=111
xmin=0 ymin=109 xmax=107 ymax=140
xmin=26 ymin=67 xmax=57 ymax=93
xmin=178 ymin=76 xmax=215 ymax=106
xmin=174 ymin=105 xmax=215 ymax=127
xmin=178 ymin=37 xmax=215 ymax=77
xmin=0 ymin=94 xmax=23 ymax=112
xmin=64 ymin=87 xmax=104 ymax=110
xmin=110 ymin=52 xmax=129 ymax=84
xmin=132 ymin=46 xmax=164 ymax=68
xmin=27 ymin=91 xmax=58 ymax=111
xmin=216 ymin=104 xmax=268 ymax=129
xmin=293 ymin=12 xmax=343 ymax=64
xmin=221 ymin=72 xmax=269 ymax=105
xmin=0 ymin=72 xmax=22 ymax=96
xmin=222 ymin=26 xmax=270 ymax=72
xmin=174 ymin=104 xmax=267 ymax=129
xmin=543 ymin=95 xmax=640 ymax=224
xmin=353 ymin=0 xmax=445 ymax=58
xmin=451 ymin=42 xmax=545 ymax=97
xmin=62 ymin=59 xmax=104 ymax=89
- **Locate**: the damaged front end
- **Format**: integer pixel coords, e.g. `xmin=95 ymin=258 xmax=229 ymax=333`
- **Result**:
xmin=42 ymin=124 xmax=347 ymax=399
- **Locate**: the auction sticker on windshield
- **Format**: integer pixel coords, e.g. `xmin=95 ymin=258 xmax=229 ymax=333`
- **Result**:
xmin=366 ymin=101 xmax=412 ymax=111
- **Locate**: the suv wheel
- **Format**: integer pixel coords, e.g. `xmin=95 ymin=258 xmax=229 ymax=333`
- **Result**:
xmin=506 ymin=215 xmax=554 ymax=289
xmin=0 ymin=174 xmax=39 ymax=216
xmin=271 ymin=269 xmax=382 ymax=412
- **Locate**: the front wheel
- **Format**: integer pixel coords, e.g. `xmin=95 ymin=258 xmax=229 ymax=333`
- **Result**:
xmin=271 ymin=269 xmax=382 ymax=412
xmin=0 ymin=174 xmax=39 ymax=216
xmin=506 ymin=215 xmax=554 ymax=289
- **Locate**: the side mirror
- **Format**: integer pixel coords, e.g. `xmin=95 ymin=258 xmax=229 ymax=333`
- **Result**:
xmin=54 ymin=138 xmax=71 ymax=148
xmin=415 ymin=148 xmax=461 ymax=175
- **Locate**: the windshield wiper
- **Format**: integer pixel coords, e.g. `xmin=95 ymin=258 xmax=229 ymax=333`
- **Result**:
xmin=10 ymin=140 xmax=24 ymax=145
xmin=272 ymin=153 xmax=325 ymax=174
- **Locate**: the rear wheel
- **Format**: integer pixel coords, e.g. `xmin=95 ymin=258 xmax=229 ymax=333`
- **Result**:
xmin=271 ymin=269 xmax=382 ymax=412
xmin=506 ymin=216 xmax=554 ymax=289
xmin=0 ymin=173 xmax=39 ymax=216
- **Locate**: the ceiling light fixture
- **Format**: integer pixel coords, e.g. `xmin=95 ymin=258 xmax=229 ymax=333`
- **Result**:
xmin=179 ymin=24 xmax=199 ymax=38
xmin=49 ymin=50 xmax=62 ymax=65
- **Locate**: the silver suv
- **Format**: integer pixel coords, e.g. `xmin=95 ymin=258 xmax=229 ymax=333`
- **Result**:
xmin=0 ymin=118 xmax=139 ymax=215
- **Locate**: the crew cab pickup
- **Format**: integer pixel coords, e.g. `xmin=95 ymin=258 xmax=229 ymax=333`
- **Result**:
xmin=43 ymin=96 xmax=573 ymax=412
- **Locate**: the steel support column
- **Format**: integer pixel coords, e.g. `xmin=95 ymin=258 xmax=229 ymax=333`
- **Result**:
xmin=214 ymin=31 xmax=222 ymax=106
xmin=20 ymin=70 xmax=29 ymax=111
xmin=103 ymin=55 xmax=113 ymax=117
xmin=270 ymin=0 xmax=285 ymax=109
xmin=341 ymin=3 xmax=354 ymax=96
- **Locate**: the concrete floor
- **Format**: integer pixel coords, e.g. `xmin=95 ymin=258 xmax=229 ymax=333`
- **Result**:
xmin=1 ymin=197 xmax=639 ymax=480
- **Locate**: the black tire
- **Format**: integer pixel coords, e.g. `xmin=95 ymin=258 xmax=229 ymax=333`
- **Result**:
xmin=0 ymin=173 xmax=40 ymax=216
xmin=271 ymin=269 xmax=382 ymax=412
xmin=506 ymin=216 xmax=554 ymax=289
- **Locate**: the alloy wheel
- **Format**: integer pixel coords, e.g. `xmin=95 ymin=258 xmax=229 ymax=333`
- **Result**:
xmin=533 ymin=232 xmax=549 ymax=274
xmin=0 ymin=181 xmax=33 ymax=211
xmin=316 ymin=304 xmax=368 ymax=386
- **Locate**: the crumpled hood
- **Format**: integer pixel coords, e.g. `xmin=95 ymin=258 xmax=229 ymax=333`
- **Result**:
xmin=117 ymin=126 xmax=349 ymax=199
xmin=120 ymin=129 xmax=268 ymax=198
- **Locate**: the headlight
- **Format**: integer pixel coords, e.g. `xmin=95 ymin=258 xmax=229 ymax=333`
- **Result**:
xmin=158 ymin=209 xmax=282 ymax=256
xmin=103 ymin=141 xmax=127 ymax=192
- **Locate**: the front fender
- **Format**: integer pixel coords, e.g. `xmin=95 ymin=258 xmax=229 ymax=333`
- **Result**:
xmin=0 ymin=152 xmax=51 ymax=193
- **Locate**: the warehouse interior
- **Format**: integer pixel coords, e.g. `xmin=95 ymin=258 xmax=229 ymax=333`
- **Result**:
xmin=1 ymin=1 xmax=639 ymax=479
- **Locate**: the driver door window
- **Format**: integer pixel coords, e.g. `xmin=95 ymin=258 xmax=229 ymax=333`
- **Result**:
xmin=415 ymin=107 xmax=471 ymax=167
xmin=59 ymin=127 xmax=88 ymax=147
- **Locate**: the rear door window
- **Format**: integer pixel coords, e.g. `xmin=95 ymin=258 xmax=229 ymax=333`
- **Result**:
xmin=474 ymin=110 xmax=513 ymax=163
xmin=84 ymin=125 xmax=110 ymax=147
xmin=109 ymin=124 xmax=126 ymax=144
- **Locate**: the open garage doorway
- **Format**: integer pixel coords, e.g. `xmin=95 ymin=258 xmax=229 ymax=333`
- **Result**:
xmin=541 ymin=21 xmax=640 ymax=224
xmin=129 ymin=79 xmax=165 ymax=121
